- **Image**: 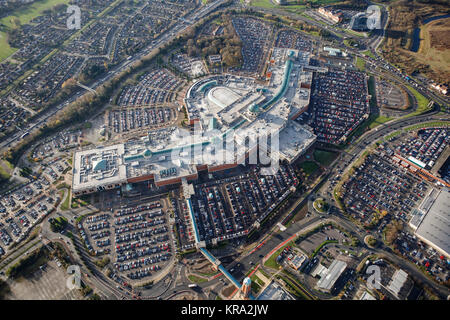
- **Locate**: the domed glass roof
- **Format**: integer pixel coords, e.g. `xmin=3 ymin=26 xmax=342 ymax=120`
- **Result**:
xmin=248 ymin=103 xmax=259 ymax=113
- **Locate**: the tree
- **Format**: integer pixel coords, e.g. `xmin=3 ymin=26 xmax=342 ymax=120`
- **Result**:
xmin=12 ymin=17 xmax=21 ymax=28
xmin=366 ymin=235 xmax=377 ymax=247
xmin=384 ymin=220 xmax=403 ymax=245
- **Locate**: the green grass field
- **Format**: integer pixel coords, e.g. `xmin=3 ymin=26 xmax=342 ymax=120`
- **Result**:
xmin=0 ymin=0 xmax=69 ymax=28
xmin=250 ymin=0 xmax=276 ymax=8
xmin=313 ymin=149 xmax=337 ymax=167
xmin=406 ymin=85 xmax=430 ymax=113
xmin=361 ymin=50 xmax=376 ymax=59
xmin=264 ymin=241 xmax=294 ymax=269
xmin=188 ymin=274 xmax=208 ymax=283
xmin=0 ymin=32 xmax=17 ymax=61
xmin=378 ymin=121 xmax=450 ymax=144
xmin=250 ymin=0 xmax=327 ymax=11
xmin=60 ymin=188 xmax=71 ymax=211
xmin=299 ymin=161 xmax=319 ymax=176
xmin=342 ymin=28 xmax=366 ymax=38
xmin=404 ymin=121 xmax=450 ymax=132
xmin=0 ymin=159 xmax=13 ymax=180
xmin=368 ymin=115 xmax=392 ymax=129
xmin=356 ymin=56 xmax=366 ymax=71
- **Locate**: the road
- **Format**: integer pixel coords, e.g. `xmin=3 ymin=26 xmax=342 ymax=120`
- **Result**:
xmin=2 ymin=0 xmax=449 ymax=300
xmin=0 ymin=0 xmax=230 ymax=152
xmin=215 ymin=107 xmax=449 ymax=298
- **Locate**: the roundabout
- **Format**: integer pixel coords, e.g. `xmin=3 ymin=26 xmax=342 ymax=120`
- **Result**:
xmin=313 ymin=198 xmax=329 ymax=214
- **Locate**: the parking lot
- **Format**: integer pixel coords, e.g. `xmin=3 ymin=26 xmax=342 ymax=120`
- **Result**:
xmin=32 ymin=129 xmax=82 ymax=161
xmin=108 ymin=107 xmax=178 ymax=134
xmin=77 ymin=200 xmax=173 ymax=282
xmin=310 ymin=68 xmax=369 ymax=144
xmin=274 ymin=29 xmax=312 ymax=52
xmin=0 ymin=178 xmax=61 ymax=255
xmin=341 ymin=152 xmax=427 ymax=226
xmin=171 ymin=53 xmax=206 ymax=77
xmin=3 ymin=260 xmax=82 ymax=300
xmin=376 ymin=79 xmax=408 ymax=110
xmin=231 ymin=16 xmax=273 ymax=75
xmin=388 ymin=127 xmax=449 ymax=170
xmin=297 ymin=226 xmax=348 ymax=255
xmin=117 ymin=68 xmax=184 ymax=107
xmin=186 ymin=164 xmax=299 ymax=244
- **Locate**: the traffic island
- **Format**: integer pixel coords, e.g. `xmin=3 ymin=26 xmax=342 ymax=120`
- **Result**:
xmin=364 ymin=235 xmax=378 ymax=248
xmin=313 ymin=198 xmax=329 ymax=214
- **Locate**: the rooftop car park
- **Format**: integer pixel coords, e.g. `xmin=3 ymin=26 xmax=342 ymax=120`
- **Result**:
xmin=341 ymin=152 xmax=427 ymax=226
xmin=310 ymin=68 xmax=369 ymax=144
xmin=231 ymin=16 xmax=273 ymax=75
xmin=78 ymin=201 xmax=172 ymax=282
xmin=117 ymin=68 xmax=184 ymax=107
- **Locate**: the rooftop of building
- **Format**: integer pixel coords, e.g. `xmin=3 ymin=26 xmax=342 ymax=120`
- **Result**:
xmin=415 ymin=188 xmax=450 ymax=257
xmin=317 ymin=259 xmax=347 ymax=291
xmin=73 ymin=48 xmax=316 ymax=193
xmin=257 ymin=281 xmax=295 ymax=300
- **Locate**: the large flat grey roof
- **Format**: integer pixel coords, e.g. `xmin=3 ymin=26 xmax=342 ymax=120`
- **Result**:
xmin=257 ymin=281 xmax=294 ymax=300
xmin=415 ymin=188 xmax=450 ymax=258
xmin=317 ymin=259 xmax=347 ymax=291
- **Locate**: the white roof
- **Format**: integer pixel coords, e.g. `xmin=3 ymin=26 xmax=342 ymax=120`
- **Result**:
xmin=415 ymin=188 xmax=450 ymax=258
xmin=317 ymin=260 xmax=347 ymax=291
xmin=387 ymin=269 xmax=408 ymax=297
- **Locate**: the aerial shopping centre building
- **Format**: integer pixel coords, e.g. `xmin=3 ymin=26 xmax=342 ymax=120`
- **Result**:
xmin=72 ymin=48 xmax=317 ymax=197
